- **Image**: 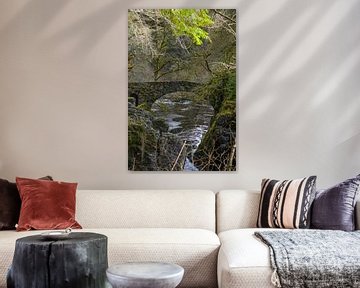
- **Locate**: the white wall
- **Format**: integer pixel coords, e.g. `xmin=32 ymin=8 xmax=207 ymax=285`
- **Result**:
xmin=0 ymin=0 xmax=359 ymax=191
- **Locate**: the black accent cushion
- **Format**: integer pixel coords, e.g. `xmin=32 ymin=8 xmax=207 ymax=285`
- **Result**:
xmin=0 ymin=176 xmax=53 ymax=230
xmin=0 ymin=179 xmax=20 ymax=230
xmin=311 ymin=174 xmax=360 ymax=231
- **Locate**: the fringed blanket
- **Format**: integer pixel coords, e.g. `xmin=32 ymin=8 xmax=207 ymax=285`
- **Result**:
xmin=255 ymin=230 xmax=360 ymax=288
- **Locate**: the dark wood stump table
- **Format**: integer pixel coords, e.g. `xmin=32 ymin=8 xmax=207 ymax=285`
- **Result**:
xmin=7 ymin=232 xmax=108 ymax=288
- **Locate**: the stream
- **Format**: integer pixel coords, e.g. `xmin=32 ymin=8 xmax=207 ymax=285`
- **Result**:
xmin=151 ymin=92 xmax=214 ymax=171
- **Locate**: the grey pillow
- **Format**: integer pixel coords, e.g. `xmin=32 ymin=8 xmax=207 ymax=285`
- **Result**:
xmin=311 ymin=174 xmax=360 ymax=231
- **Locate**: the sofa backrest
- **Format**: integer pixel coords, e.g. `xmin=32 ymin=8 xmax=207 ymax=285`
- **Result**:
xmin=217 ymin=190 xmax=360 ymax=233
xmin=216 ymin=190 xmax=260 ymax=233
xmin=76 ymin=190 xmax=216 ymax=231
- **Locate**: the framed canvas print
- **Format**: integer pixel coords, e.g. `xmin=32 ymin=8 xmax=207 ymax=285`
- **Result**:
xmin=128 ymin=9 xmax=236 ymax=171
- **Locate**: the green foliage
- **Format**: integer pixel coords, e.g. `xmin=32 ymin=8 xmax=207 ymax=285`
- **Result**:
xmin=155 ymin=102 xmax=170 ymax=113
xmin=137 ymin=103 xmax=152 ymax=111
xmin=197 ymin=69 xmax=236 ymax=113
xmin=224 ymin=72 xmax=236 ymax=102
xmin=128 ymin=9 xmax=236 ymax=82
xmin=161 ymin=9 xmax=214 ymax=45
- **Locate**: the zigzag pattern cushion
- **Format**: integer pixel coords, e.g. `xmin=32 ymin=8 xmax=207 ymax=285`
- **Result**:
xmin=257 ymin=176 xmax=316 ymax=229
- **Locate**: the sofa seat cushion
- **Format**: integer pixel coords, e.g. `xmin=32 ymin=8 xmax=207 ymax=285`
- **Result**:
xmin=102 ymin=228 xmax=220 ymax=288
xmin=0 ymin=228 xmax=219 ymax=288
xmin=218 ymin=228 xmax=281 ymax=288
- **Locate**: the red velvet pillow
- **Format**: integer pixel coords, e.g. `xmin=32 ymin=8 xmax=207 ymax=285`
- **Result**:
xmin=16 ymin=177 xmax=82 ymax=231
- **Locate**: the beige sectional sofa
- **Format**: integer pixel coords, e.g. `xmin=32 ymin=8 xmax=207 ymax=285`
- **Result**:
xmin=0 ymin=190 xmax=219 ymax=288
xmin=1 ymin=189 xmax=359 ymax=288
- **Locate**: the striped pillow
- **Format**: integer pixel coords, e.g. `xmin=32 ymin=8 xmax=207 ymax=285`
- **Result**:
xmin=257 ymin=176 xmax=317 ymax=229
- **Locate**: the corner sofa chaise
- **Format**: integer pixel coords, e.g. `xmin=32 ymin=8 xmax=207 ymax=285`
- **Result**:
xmin=0 ymin=189 xmax=359 ymax=288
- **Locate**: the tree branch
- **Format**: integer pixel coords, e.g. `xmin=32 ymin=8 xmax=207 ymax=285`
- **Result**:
xmin=214 ymin=10 xmax=236 ymax=24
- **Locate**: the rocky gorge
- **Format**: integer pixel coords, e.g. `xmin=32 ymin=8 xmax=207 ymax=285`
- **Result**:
xmin=128 ymin=72 xmax=236 ymax=171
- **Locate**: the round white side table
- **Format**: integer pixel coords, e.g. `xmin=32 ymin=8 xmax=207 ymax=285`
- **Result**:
xmin=106 ymin=262 xmax=184 ymax=288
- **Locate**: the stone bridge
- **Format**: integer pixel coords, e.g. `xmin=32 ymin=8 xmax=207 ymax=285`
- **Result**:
xmin=128 ymin=81 xmax=201 ymax=107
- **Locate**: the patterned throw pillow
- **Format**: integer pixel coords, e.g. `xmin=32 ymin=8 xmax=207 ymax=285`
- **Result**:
xmin=257 ymin=176 xmax=317 ymax=229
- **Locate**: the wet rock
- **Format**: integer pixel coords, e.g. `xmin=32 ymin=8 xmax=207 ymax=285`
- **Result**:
xmin=157 ymin=133 xmax=186 ymax=171
xmin=128 ymin=102 xmax=184 ymax=171
xmin=170 ymin=127 xmax=183 ymax=134
xmin=193 ymin=105 xmax=236 ymax=171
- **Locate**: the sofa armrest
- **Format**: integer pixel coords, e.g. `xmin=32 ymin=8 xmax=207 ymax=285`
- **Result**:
xmin=356 ymin=200 xmax=360 ymax=230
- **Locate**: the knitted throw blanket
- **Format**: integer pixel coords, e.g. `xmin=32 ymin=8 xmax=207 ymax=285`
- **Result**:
xmin=255 ymin=230 xmax=360 ymax=288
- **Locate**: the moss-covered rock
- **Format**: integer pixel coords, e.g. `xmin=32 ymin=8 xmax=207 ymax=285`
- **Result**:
xmin=128 ymin=105 xmax=159 ymax=171
xmin=193 ymin=69 xmax=236 ymax=171
xmin=128 ymin=101 xmax=184 ymax=171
